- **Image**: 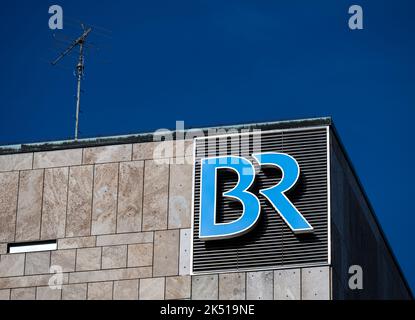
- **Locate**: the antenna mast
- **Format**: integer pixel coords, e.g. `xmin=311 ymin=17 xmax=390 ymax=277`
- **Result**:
xmin=51 ymin=24 xmax=92 ymax=140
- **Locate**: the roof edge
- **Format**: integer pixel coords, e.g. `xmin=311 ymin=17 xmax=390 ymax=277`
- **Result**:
xmin=0 ymin=117 xmax=331 ymax=155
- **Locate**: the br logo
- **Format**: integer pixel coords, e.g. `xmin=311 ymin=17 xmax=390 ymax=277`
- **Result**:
xmin=199 ymin=152 xmax=313 ymax=240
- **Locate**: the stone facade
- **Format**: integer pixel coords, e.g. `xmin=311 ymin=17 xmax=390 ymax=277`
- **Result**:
xmin=0 ymin=140 xmax=333 ymax=300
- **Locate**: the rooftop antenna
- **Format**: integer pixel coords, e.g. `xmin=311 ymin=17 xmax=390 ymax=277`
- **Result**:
xmin=51 ymin=23 xmax=92 ymax=141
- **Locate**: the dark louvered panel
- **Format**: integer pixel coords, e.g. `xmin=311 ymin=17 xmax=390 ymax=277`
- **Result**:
xmin=192 ymin=128 xmax=329 ymax=273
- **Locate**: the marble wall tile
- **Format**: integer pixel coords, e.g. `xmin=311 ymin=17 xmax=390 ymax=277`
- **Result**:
xmin=219 ymin=273 xmax=245 ymax=300
xmin=0 ymin=274 xmax=69 ymax=290
xmin=102 ymin=245 xmax=127 ymax=269
xmin=168 ymin=159 xmax=192 ymax=229
xmin=139 ymin=277 xmax=165 ymax=300
xmin=62 ymin=284 xmax=87 ymax=300
xmin=246 ymin=271 xmax=273 ymax=300
xmin=69 ymin=267 xmax=152 ymax=284
xmin=51 ymin=249 xmax=76 ymax=272
xmin=0 ymin=153 xmax=32 ymax=172
xmin=66 ymin=165 xmax=93 ymax=237
xmin=83 ymin=145 xmax=132 ymax=164
xmin=133 ymin=141 xmax=173 ymax=161
xmin=117 ymin=161 xmax=143 ymax=233
xmin=0 ymin=172 xmax=18 ymax=242
xmin=133 ymin=140 xmax=193 ymax=161
xmin=274 ymin=269 xmax=301 ymax=300
xmin=75 ymin=247 xmax=101 ymax=271
xmin=87 ymin=281 xmax=113 ymax=300
xmin=96 ymin=232 xmax=153 ymax=246
xmin=41 ymin=167 xmax=68 ymax=240
xmin=127 ymin=243 xmax=153 ymax=267
xmin=0 ymin=289 xmax=10 ymax=300
xmin=58 ymin=236 xmax=96 ymax=249
xmin=301 ymin=266 xmax=330 ymax=300
xmin=113 ymin=279 xmax=139 ymax=300
xmin=0 ymin=254 xmax=25 ymax=277
xmin=16 ymin=169 xmax=44 ymax=241
xmin=10 ymin=287 xmax=36 ymax=300
xmin=153 ymin=230 xmax=179 ymax=277
xmin=91 ymin=163 xmax=118 ymax=235
xmin=142 ymin=160 xmax=169 ymax=231
xmin=33 ymin=149 xmax=82 ymax=169
xmin=191 ymin=275 xmax=218 ymax=300
xmin=25 ymin=252 xmax=51 ymax=275
xmin=165 ymin=276 xmax=191 ymax=300
xmin=36 ymin=286 xmax=61 ymax=300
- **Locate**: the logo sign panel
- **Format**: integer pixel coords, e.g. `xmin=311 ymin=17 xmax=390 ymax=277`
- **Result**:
xmin=192 ymin=128 xmax=330 ymax=273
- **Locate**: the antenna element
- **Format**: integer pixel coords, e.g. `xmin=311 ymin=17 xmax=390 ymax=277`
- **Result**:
xmin=51 ymin=24 xmax=92 ymax=140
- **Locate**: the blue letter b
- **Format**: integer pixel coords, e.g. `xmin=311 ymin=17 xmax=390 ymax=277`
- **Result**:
xmin=199 ymin=156 xmax=260 ymax=240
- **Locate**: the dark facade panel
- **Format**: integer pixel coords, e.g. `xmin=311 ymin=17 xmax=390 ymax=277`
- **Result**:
xmin=330 ymin=130 xmax=412 ymax=300
xmin=192 ymin=127 xmax=329 ymax=273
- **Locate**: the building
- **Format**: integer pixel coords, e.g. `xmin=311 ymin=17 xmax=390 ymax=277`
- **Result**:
xmin=0 ymin=117 xmax=411 ymax=300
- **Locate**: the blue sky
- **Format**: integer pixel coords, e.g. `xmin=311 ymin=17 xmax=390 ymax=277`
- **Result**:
xmin=0 ymin=1 xmax=414 ymax=293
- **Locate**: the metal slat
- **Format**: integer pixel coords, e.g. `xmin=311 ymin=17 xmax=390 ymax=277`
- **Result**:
xmin=192 ymin=128 xmax=329 ymax=273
